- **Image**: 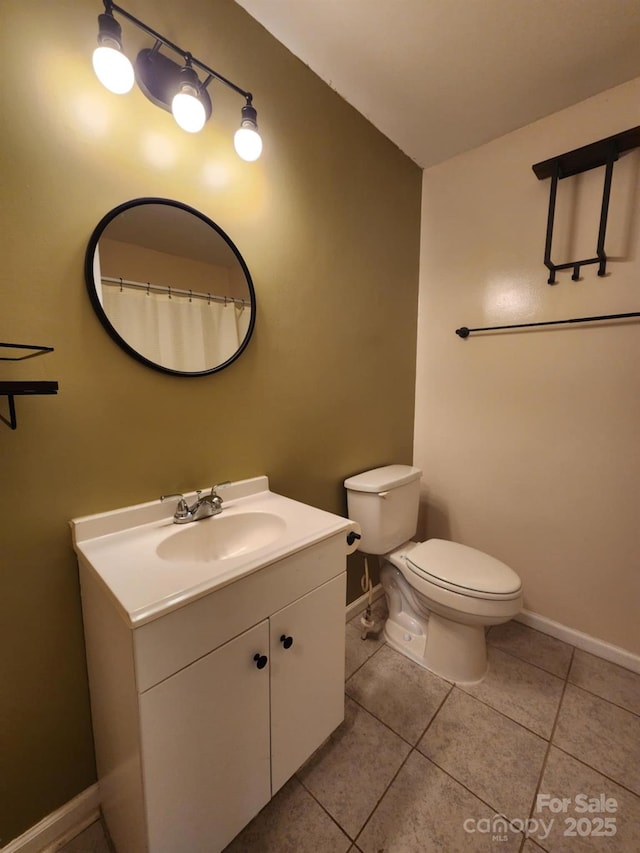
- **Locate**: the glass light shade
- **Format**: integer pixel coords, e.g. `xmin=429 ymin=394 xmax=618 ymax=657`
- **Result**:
xmin=172 ymin=90 xmax=206 ymax=133
xmin=92 ymin=45 xmax=134 ymax=95
xmin=234 ymin=126 xmax=263 ymax=162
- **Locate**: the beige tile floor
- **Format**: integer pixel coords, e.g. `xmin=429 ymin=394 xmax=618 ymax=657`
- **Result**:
xmin=63 ymin=606 xmax=640 ymax=852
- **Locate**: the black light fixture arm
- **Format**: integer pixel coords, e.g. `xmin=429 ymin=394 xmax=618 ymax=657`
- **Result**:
xmin=103 ymin=0 xmax=252 ymax=101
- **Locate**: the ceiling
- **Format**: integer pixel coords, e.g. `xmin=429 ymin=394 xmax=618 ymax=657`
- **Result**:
xmin=237 ymin=0 xmax=640 ymax=168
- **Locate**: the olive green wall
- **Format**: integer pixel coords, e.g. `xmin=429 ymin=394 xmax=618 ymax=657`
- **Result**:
xmin=0 ymin=0 xmax=421 ymax=842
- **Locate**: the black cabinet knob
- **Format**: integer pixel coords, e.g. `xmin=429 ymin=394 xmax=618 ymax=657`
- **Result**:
xmin=280 ymin=634 xmax=293 ymax=649
xmin=253 ymin=653 xmax=268 ymax=669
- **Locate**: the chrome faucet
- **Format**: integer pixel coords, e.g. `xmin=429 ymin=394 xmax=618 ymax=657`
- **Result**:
xmin=161 ymin=483 xmax=231 ymax=524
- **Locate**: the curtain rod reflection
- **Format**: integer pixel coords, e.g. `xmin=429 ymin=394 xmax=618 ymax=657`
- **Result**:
xmin=101 ymin=275 xmax=250 ymax=308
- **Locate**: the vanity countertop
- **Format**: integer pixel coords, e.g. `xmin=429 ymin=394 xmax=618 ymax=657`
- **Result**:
xmin=71 ymin=476 xmax=356 ymax=627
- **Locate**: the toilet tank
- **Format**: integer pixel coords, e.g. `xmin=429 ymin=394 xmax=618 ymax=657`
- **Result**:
xmin=344 ymin=465 xmax=422 ymax=554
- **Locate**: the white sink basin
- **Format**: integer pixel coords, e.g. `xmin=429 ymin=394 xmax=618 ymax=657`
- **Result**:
xmin=71 ymin=476 xmax=358 ymax=626
xmin=156 ymin=511 xmax=287 ymax=563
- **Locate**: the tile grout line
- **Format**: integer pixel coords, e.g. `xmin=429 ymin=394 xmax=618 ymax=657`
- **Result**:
xmin=296 ymin=712 xmax=417 ymax=848
xmin=351 ymin=742 xmax=417 ymax=848
xmin=563 ymin=678 xmax=640 ymax=719
xmin=491 ymin=638 xmax=640 ymax=720
xmin=293 ymin=773 xmax=357 ymax=846
xmin=550 ymin=744 xmax=640 ymax=800
xmin=412 ymin=680 xmax=455 ymax=743
xmin=555 ymin=681 xmax=640 ymax=792
xmin=296 ymin=681 xmax=439 ymax=844
xmin=486 ymin=639 xmax=572 ymax=680
xmin=521 ymin=644 xmax=576 ymax=850
xmin=454 ymin=683 xmax=560 ymax=743
xmin=417 ymin=752 xmax=529 ymax=848
xmin=344 ymin=635 xmax=387 ymax=682
xmin=347 ymin=683 xmax=455 ymax=847
xmin=343 ymin=692 xmax=420 ymax=750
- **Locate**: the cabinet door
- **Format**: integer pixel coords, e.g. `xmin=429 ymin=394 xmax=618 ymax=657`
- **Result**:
xmin=139 ymin=619 xmax=271 ymax=853
xmin=269 ymin=572 xmax=346 ymax=793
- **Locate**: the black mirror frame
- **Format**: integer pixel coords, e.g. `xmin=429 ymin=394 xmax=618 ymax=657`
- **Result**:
xmin=84 ymin=197 xmax=256 ymax=377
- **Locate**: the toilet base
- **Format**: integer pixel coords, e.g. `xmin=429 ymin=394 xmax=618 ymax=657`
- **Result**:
xmin=383 ymin=616 xmax=428 ymax=668
xmin=384 ymin=611 xmax=488 ymax=684
xmin=381 ymin=558 xmax=491 ymax=684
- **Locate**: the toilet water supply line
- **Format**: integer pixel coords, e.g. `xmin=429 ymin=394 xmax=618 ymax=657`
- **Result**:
xmin=360 ymin=557 xmax=380 ymax=640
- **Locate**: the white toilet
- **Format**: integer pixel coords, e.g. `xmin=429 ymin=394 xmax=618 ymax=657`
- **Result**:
xmin=345 ymin=465 xmax=523 ymax=683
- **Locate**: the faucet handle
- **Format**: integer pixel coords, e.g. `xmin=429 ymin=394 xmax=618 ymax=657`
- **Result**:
xmin=160 ymin=493 xmax=189 ymax=516
xmin=208 ymin=482 xmax=231 ymax=509
xmin=210 ymin=481 xmax=231 ymax=497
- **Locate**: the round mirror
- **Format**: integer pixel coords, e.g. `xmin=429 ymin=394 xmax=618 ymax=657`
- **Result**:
xmin=85 ymin=198 xmax=256 ymax=376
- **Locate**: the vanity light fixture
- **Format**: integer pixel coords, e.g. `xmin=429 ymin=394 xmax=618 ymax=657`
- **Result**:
xmin=91 ymin=1 xmax=263 ymax=160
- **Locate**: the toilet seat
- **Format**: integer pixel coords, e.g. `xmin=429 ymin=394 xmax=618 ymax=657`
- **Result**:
xmin=405 ymin=539 xmax=522 ymax=601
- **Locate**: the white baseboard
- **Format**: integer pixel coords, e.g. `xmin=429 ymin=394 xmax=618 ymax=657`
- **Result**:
xmin=515 ymin=609 xmax=640 ymax=674
xmin=345 ymin=583 xmax=384 ymax=622
xmin=2 ymin=784 xmax=100 ymax=853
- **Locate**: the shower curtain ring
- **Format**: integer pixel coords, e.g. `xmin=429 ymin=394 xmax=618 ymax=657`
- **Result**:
xmin=119 ymin=277 xmax=123 ymax=292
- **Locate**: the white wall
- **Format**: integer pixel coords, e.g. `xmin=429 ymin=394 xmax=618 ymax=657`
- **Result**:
xmin=414 ymin=77 xmax=640 ymax=654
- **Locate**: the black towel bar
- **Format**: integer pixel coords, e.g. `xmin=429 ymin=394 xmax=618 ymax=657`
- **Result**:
xmin=456 ymin=311 xmax=640 ymax=338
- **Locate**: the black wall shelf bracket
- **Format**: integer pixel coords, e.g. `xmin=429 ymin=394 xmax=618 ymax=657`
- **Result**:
xmin=532 ymin=126 xmax=640 ymax=285
xmin=0 ymin=343 xmax=58 ymax=430
xmin=0 ymin=341 xmax=55 ymax=361
xmin=0 ymin=381 xmax=59 ymax=430
xmin=456 ymin=310 xmax=640 ymax=338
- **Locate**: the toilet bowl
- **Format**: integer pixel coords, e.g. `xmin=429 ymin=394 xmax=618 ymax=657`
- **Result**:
xmin=344 ymin=465 xmax=523 ymax=684
xmin=381 ymin=539 xmax=522 ymax=683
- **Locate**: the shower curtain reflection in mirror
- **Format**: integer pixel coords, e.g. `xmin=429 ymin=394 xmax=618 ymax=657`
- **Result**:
xmin=100 ymin=282 xmax=251 ymax=373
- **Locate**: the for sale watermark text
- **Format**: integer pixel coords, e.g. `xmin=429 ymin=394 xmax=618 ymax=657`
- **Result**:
xmin=463 ymin=793 xmax=618 ymax=841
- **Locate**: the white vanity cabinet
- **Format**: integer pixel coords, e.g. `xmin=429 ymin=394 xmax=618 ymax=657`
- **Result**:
xmin=78 ymin=528 xmax=348 ymax=853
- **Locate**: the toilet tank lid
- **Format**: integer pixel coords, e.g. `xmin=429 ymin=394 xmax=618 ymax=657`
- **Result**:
xmin=344 ymin=465 xmax=422 ymax=493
